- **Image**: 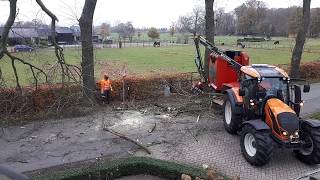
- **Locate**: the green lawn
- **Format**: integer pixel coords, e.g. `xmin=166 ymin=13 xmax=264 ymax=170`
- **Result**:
xmin=1 ymin=36 xmax=320 ymax=86
xmin=311 ymin=112 xmax=320 ymax=120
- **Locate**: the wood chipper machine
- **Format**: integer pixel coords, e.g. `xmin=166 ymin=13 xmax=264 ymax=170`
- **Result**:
xmin=194 ymin=36 xmax=320 ymax=166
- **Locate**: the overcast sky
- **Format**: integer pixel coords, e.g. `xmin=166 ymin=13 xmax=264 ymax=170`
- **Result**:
xmin=0 ymin=0 xmax=319 ymax=28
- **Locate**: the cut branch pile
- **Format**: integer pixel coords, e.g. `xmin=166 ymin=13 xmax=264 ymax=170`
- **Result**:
xmin=0 ymin=84 xmax=82 ymax=118
xmin=96 ymin=72 xmax=194 ymax=101
xmin=1 ymin=73 xmax=194 ymax=118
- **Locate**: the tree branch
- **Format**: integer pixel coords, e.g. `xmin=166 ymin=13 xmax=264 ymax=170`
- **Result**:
xmin=0 ymin=0 xmax=17 ymax=59
xmin=35 ymin=0 xmax=58 ymax=21
xmin=36 ymin=0 xmax=82 ymax=84
xmin=0 ymin=0 xmax=47 ymax=92
xmin=103 ymin=127 xmax=151 ymax=154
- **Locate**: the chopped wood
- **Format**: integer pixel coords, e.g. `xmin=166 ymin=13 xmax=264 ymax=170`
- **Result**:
xmin=196 ymin=114 xmax=200 ymax=122
xmin=154 ymin=103 xmax=167 ymax=109
xmin=103 ymin=127 xmax=151 ymax=154
xmin=148 ymin=123 xmax=156 ymax=133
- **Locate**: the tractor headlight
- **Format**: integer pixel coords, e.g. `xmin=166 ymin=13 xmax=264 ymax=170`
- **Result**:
xmin=249 ymin=99 xmax=254 ymax=106
xmin=290 ymin=131 xmax=299 ymax=142
xmin=300 ymin=101 xmax=304 ymax=107
xmin=282 ymin=131 xmax=288 ymax=136
xmin=258 ymin=77 xmax=262 ymax=82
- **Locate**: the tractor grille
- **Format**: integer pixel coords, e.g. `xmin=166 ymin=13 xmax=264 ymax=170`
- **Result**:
xmin=277 ymin=112 xmax=299 ymax=133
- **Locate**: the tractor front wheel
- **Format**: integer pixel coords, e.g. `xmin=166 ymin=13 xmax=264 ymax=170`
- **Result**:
xmin=240 ymin=125 xmax=273 ymax=166
xmin=295 ymin=125 xmax=320 ymax=164
xmin=223 ymin=95 xmax=242 ymax=134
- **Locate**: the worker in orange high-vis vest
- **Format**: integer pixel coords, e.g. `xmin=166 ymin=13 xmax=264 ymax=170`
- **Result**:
xmin=100 ymin=74 xmax=113 ymax=104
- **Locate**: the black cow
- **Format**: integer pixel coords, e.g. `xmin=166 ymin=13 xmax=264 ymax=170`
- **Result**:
xmin=153 ymin=41 xmax=160 ymax=47
xmin=237 ymin=42 xmax=245 ymax=48
xmin=274 ymin=40 xmax=280 ymax=45
xmin=237 ymin=42 xmax=243 ymax=46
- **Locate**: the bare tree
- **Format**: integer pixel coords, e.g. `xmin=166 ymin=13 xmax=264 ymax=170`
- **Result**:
xmin=204 ymin=0 xmax=215 ymax=82
xmin=192 ymin=7 xmax=205 ymax=36
xmin=234 ymin=0 xmax=267 ymax=35
xmin=112 ymin=22 xmax=135 ymax=42
xmin=310 ymin=8 xmax=320 ymax=37
xmin=79 ymin=0 xmax=98 ymax=105
xmin=290 ymin=0 xmax=311 ymax=78
xmin=99 ymin=22 xmax=111 ymax=42
xmin=215 ymin=8 xmax=236 ymax=35
xmin=176 ymin=7 xmax=205 ymax=36
xmin=36 ymin=0 xmax=81 ymax=84
xmin=169 ymin=24 xmax=175 ymax=41
xmin=0 ymin=0 xmax=47 ymax=92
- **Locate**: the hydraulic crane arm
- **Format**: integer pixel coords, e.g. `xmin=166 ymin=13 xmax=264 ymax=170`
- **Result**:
xmin=194 ymin=36 xmax=243 ymax=71
xmin=194 ymin=36 xmax=260 ymax=80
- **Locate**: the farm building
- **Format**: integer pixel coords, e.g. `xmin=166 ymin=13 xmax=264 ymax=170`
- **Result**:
xmin=51 ymin=27 xmax=75 ymax=45
xmin=0 ymin=27 xmax=39 ymax=46
xmin=70 ymin=25 xmax=81 ymax=42
xmin=0 ymin=26 xmax=105 ymax=45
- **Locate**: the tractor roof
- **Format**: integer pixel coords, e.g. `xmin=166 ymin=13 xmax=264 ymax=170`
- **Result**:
xmin=251 ymin=64 xmax=288 ymax=78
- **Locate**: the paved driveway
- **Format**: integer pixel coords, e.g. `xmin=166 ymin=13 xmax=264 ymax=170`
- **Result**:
xmin=144 ymin=111 xmax=320 ymax=180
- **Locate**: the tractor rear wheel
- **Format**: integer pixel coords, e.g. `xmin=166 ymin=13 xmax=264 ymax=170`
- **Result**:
xmin=223 ymin=95 xmax=242 ymax=134
xmin=240 ymin=125 xmax=273 ymax=166
xmin=294 ymin=125 xmax=320 ymax=164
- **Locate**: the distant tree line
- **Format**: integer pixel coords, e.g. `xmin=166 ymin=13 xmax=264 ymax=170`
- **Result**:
xmin=175 ymin=0 xmax=320 ymax=37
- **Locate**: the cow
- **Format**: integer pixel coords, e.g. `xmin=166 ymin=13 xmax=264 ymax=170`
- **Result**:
xmin=274 ymin=40 xmax=280 ymax=45
xmin=237 ymin=42 xmax=245 ymax=48
xmin=153 ymin=41 xmax=160 ymax=47
xmin=237 ymin=42 xmax=243 ymax=46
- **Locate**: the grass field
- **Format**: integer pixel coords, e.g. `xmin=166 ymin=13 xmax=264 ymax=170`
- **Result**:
xmin=311 ymin=112 xmax=320 ymax=120
xmin=1 ymin=36 xmax=320 ymax=86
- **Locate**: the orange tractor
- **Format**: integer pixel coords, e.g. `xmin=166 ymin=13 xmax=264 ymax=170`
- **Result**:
xmin=194 ymin=36 xmax=320 ymax=166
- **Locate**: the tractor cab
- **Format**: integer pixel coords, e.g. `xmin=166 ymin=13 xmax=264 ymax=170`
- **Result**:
xmin=238 ymin=64 xmax=312 ymax=143
xmin=238 ymin=64 xmax=310 ymax=117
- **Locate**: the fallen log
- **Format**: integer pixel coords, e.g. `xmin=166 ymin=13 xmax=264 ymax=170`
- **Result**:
xmin=103 ymin=127 xmax=151 ymax=154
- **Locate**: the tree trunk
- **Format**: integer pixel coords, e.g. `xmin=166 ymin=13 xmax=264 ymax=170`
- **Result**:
xmin=79 ymin=0 xmax=97 ymax=105
xmin=290 ymin=0 xmax=311 ymax=78
xmin=0 ymin=0 xmax=17 ymax=60
xmin=204 ymin=0 xmax=215 ymax=82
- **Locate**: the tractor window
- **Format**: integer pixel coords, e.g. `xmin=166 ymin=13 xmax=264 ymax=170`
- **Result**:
xmin=225 ymin=51 xmax=240 ymax=66
xmin=258 ymin=77 xmax=288 ymax=103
